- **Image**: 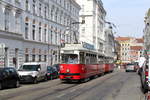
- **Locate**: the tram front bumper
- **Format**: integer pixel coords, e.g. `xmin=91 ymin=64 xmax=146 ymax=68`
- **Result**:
xmin=59 ymin=73 xmax=82 ymax=80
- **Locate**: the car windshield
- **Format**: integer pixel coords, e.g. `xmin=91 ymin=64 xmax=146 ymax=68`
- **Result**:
xmin=0 ymin=68 xmax=3 ymax=73
xmin=47 ymin=66 xmax=54 ymax=73
xmin=127 ymin=64 xmax=134 ymax=66
xmin=18 ymin=65 xmax=40 ymax=71
xmin=47 ymin=66 xmax=53 ymax=71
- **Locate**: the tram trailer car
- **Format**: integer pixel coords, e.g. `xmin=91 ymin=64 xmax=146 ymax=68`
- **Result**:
xmin=104 ymin=63 xmax=114 ymax=73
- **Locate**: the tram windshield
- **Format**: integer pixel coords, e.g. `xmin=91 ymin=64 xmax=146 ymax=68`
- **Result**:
xmin=61 ymin=54 xmax=78 ymax=64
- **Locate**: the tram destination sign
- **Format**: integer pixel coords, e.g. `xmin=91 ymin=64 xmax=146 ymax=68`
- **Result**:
xmin=82 ymin=42 xmax=95 ymax=50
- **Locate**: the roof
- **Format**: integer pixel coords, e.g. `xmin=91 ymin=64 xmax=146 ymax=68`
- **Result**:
xmin=115 ymin=37 xmax=131 ymax=41
xmin=130 ymin=46 xmax=143 ymax=50
xmin=136 ymin=38 xmax=144 ymax=43
xmin=23 ymin=62 xmax=47 ymax=65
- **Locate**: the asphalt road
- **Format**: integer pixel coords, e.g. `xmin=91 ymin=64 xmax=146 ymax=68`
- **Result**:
xmin=0 ymin=69 xmax=145 ymax=100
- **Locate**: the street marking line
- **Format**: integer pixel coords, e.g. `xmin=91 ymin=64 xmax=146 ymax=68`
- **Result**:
xmin=70 ymin=89 xmax=77 ymax=92
xmin=57 ymin=93 xmax=66 ymax=98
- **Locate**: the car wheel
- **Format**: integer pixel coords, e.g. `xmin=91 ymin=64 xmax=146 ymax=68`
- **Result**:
xmin=50 ymin=76 xmax=53 ymax=80
xmin=44 ymin=75 xmax=48 ymax=81
xmin=15 ymin=80 xmax=20 ymax=88
xmin=0 ymin=82 xmax=2 ymax=90
xmin=33 ymin=78 xmax=38 ymax=84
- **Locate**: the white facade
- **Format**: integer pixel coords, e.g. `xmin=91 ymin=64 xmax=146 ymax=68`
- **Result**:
xmin=22 ymin=0 xmax=80 ymax=65
xmin=0 ymin=0 xmax=80 ymax=68
xmin=144 ymin=8 xmax=150 ymax=51
xmin=0 ymin=0 xmax=23 ymax=68
xmin=104 ymin=26 xmax=115 ymax=58
xmin=75 ymin=0 xmax=106 ymax=53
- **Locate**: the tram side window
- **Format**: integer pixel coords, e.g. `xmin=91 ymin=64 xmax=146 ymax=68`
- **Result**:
xmin=85 ymin=53 xmax=97 ymax=64
xmin=86 ymin=54 xmax=90 ymax=64
xmin=61 ymin=54 xmax=78 ymax=64
xmin=98 ymin=56 xmax=104 ymax=64
xmin=91 ymin=54 xmax=97 ymax=64
xmin=80 ymin=52 xmax=85 ymax=64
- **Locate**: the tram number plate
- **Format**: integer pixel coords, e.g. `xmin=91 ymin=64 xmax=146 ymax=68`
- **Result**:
xmin=65 ymin=76 xmax=71 ymax=79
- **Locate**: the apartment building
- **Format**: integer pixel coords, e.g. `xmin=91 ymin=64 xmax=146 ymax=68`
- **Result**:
xmin=144 ymin=8 xmax=150 ymax=53
xmin=0 ymin=0 xmax=80 ymax=68
xmin=0 ymin=0 xmax=24 ymax=68
xmin=104 ymin=26 xmax=115 ymax=59
xmin=75 ymin=0 xmax=106 ymax=53
xmin=116 ymin=37 xmax=144 ymax=64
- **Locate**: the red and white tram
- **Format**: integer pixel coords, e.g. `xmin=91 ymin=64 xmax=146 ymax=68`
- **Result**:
xmin=59 ymin=43 xmax=114 ymax=82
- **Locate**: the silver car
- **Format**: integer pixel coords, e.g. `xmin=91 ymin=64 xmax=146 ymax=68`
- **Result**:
xmin=125 ymin=63 xmax=136 ymax=72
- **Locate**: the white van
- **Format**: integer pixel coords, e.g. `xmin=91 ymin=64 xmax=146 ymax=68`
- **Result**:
xmin=18 ymin=62 xmax=47 ymax=83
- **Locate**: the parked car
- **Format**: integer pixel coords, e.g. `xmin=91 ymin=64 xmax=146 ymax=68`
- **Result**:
xmin=125 ymin=63 xmax=138 ymax=72
xmin=18 ymin=62 xmax=47 ymax=84
xmin=47 ymin=66 xmax=59 ymax=80
xmin=52 ymin=64 xmax=60 ymax=72
xmin=0 ymin=67 xmax=20 ymax=90
xmin=141 ymin=60 xmax=149 ymax=93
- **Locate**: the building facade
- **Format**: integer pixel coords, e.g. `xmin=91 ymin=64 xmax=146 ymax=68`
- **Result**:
xmin=104 ymin=25 xmax=115 ymax=59
xmin=144 ymin=8 xmax=150 ymax=52
xmin=116 ymin=37 xmax=131 ymax=63
xmin=75 ymin=0 xmax=106 ymax=53
xmin=114 ymin=40 xmax=121 ymax=64
xmin=130 ymin=46 xmax=143 ymax=62
xmin=0 ymin=0 xmax=80 ymax=68
xmin=116 ymin=37 xmax=144 ymax=64
xmin=0 ymin=0 xmax=24 ymax=68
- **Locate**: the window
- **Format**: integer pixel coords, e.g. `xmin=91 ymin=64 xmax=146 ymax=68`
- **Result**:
xmin=51 ymin=9 xmax=53 ymax=21
xmin=55 ymin=28 xmax=57 ymax=44
xmin=32 ymin=55 xmax=35 ymax=62
xmin=25 ymin=23 xmax=29 ymax=39
xmin=39 ymin=23 xmax=42 ymax=41
xmin=15 ymin=12 xmax=21 ymax=33
xmin=55 ymin=12 xmax=58 ymax=22
xmin=44 ymin=6 xmax=47 ymax=18
xmin=39 ymin=3 xmax=42 ymax=16
xmin=44 ymin=28 xmax=47 ymax=42
xmin=4 ymin=9 xmax=10 ymax=31
xmin=25 ymin=0 xmax=29 ymax=11
xmin=32 ymin=24 xmax=35 ymax=40
xmin=44 ymin=55 xmax=47 ymax=62
xmin=39 ymin=55 xmax=41 ymax=61
xmin=25 ymin=54 xmax=29 ymax=62
xmin=33 ymin=0 xmax=36 ymax=14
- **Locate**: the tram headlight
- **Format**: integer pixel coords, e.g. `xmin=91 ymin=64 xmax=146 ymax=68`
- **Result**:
xmin=60 ymin=65 xmax=64 ymax=70
xmin=81 ymin=66 xmax=85 ymax=71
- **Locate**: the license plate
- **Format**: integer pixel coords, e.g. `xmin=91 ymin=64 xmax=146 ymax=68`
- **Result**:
xmin=65 ymin=76 xmax=71 ymax=79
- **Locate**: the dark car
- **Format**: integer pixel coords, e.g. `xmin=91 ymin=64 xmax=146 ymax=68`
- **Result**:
xmin=47 ymin=66 xmax=58 ymax=80
xmin=0 ymin=67 xmax=20 ymax=90
xmin=52 ymin=64 xmax=60 ymax=72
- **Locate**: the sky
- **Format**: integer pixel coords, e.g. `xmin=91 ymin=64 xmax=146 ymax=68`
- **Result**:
xmin=102 ymin=0 xmax=150 ymax=38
